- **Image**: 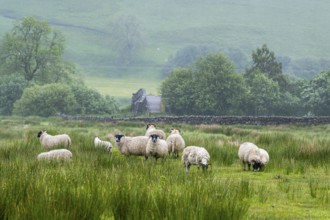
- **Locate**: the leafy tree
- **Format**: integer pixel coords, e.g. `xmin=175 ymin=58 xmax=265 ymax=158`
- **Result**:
xmin=13 ymin=83 xmax=77 ymax=117
xmin=161 ymin=68 xmax=197 ymax=114
xmin=301 ymin=71 xmax=330 ymax=116
xmin=245 ymin=71 xmax=280 ymax=115
xmin=111 ymin=15 xmax=144 ymax=66
xmin=0 ymin=17 xmax=74 ymax=84
xmin=71 ymin=84 xmax=119 ymax=115
xmin=0 ymin=74 xmax=30 ymax=115
xmin=246 ymin=44 xmax=287 ymax=89
xmin=161 ymin=52 xmax=247 ymax=115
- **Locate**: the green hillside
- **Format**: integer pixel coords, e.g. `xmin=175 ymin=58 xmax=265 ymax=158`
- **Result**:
xmin=1 ymin=0 xmax=330 ymax=101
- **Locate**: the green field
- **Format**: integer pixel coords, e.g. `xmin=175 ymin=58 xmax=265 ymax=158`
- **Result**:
xmin=1 ymin=117 xmax=330 ymax=219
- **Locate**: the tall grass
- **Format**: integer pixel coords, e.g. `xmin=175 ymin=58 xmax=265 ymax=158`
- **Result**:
xmin=1 ymin=117 xmax=330 ymax=219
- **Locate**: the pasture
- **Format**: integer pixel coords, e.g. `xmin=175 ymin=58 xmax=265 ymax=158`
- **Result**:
xmin=0 ymin=116 xmax=330 ymax=219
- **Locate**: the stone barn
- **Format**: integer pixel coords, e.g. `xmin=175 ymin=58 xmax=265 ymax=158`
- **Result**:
xmin=131 ymin=88 xmax=162 ymax=115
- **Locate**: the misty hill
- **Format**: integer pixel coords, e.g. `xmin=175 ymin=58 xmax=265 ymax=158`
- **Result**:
xmin=1 ymin=0 xmax=330 ymax=79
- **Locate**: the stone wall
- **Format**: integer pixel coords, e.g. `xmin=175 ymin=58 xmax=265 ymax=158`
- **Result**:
xmin=58 ymin=114 xmax=330 ymax=125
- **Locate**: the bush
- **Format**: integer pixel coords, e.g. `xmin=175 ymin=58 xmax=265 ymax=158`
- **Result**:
xmin=71 ymin=84 xmax=119 ymax=115
xmin=0 ymin=74 xmax=30 ymax=115
xmin=13 ymin=83 xmax=77 ymax=117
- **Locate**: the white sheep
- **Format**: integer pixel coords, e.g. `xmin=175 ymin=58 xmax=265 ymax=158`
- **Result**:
xmin=37 ymin=149 xmax=72 ymax=161
xmin=258 ymin=148 xmax=270 ymax=170
xmin=114 ymin=134 xmax=149 ymax=159
xmin=238 ymin=142 xmax=264 ymax=171
xmin=146 ymin=134 xmax=169 ymax=160
xmin=94 ymin=136 xmax=112 ymax=152
xmin=166 ymin=128 xmax=185 ymax=158
xmin=181 ymin=146 xmax=210 ymax=172
xmin=145 ymin=123 xmax=166 ymax=140
xmin=37 ymin=130 xmax=71 ymax=149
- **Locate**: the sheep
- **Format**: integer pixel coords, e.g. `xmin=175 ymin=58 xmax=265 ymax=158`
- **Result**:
xmin=181 ymin=146 xmax=210 ymax=172
xmin=145 ymin=123 xmax=166 ymax=140
xmin=114 ymin=134 xmax=149 ymax=159
xmin=146 ymin=134 xmax=169 ymax=160
xmin=258 ymin=148 xmax=270 ymax=171
xmin=238 ymin=142 xmax=263 ymax=171
xmin=94 ymin=136 xmax=112 ymax=152
xmin=37 ymin=149 xmax=72 ymax=161
xmin=37 ymin=131 xmax=71 ymax=149
xmin=166 ymin=128 xmax=185 ymax=158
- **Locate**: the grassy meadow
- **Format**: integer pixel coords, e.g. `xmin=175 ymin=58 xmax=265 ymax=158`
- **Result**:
xmin=0 ymin=117 xmax=330 ymax=219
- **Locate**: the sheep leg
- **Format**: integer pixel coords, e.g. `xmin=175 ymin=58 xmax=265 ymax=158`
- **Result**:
xmin=242 ymin=161 xmax=246 ymax=171
xmin=185 ymin=164 xmax=190 ymax=172
xmin=248 ymin=163 xmax=251 ymax=171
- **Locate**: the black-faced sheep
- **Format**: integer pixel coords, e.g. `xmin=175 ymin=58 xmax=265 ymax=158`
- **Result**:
xmin=181 ymin=146 xmax=210 ymax=172
xmin=114 ymin=134 xmax=149 ymax=159
xmin=37 ymin=131 xmax=71 ymax=149
xmin=238 ymin=142 xmax=269 ymax=171
xmin=146 ymin=134 xmax=168 ymax=160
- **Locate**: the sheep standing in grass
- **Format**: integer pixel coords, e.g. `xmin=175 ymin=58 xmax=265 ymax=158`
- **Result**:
xmin=37 ymin=131 xmax=71 ymax=149
xmin=146 ymin=134 xmax=169 ymax=160
xmin=94 ymin=136 xmax=112 ymax=152
xmin=238 ymin=142 xmax=263 ymax=171
xmin=182 ymin=146 xmax=210 ymax=172
xmin=145 ymin=124 xmax=166 ymax=140
xmin=37 ymin=149 xmax=72 ymax=161
xmin=114 ymin=134 xmax=149 ymax=159
xmin=166 ymin=128 xmax=185 ymax=158
xmin=258 ymin=148 xmax=269 ymax=170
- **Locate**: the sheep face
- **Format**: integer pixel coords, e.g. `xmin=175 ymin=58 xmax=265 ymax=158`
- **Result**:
xmin=252 ymin=161 xmax=262 ymax=171
xmin=37 ymin=130 xmax=45 ymax=138
xmin=170 ymin=128 xmax=180 ymax=135
xmin=115 ymin=134 xmax=124 ymax=143
xmin=146 ymin=124 xmax=156 ymax=130
xmin=150 ymin=134 xmax=159 ymax=143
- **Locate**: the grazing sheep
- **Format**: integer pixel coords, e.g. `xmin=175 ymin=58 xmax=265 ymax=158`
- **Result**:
xmin=94 ymin=136 xmax=112 ymax=152
xmin=145 ymin=123 xmax=166 ymax=140
xmin=37 ymin=131 xmax=71 ymax=149
xmin=238 ymin=142 xmax=263 ymax=171
xmin=146 ymin=134 xmax=169 ymax=160
xmin=37 ymin=149 xmax=72 ymax=161
xmin=258 ymin=148 xmax=270 ymax=170
xmin=114 ymin=134 xmax=149 ymax=159
xmin=166 ymin=128 xmax=185 ymax=158
xmin=182 ymin=146 xmax=210 ymax=172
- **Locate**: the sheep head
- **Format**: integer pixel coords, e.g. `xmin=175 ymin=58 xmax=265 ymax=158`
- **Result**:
xmin=114 ymin=134 xmax=124 ymax=143
xmin=37 ymin=130 xmax=46 ymax=138
xmin=150 ymin=134 xmax=159 ymax=143
xmin=146 ymin=123 xmax=156 ymax=130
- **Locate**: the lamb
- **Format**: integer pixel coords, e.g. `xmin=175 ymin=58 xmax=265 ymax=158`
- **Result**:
xmin=238 ymin=142 xmax=268 ymax=171
xmin=145 ymin=123 xmax=166 ymax=140
xmin=37 ymin=149 xmax=72 ymax=161
xmin=94 ymin=136 xmax=112 ymax=152
xmin=37 ymin=131 xmax=71 ymax=149
xmin=114 ymin=134 xmax=149 ymax=159
xmin=181 ymin=146 xmax=210 ymax=172
xmin=166 ymin=128 xmax=185 ymax=158
xmin=146 ymin=134 xmax=169 ymax=160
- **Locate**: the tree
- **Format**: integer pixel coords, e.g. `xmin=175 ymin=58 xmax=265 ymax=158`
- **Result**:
xmin=245 ymin=71 xmax=280 ymax=115
xmin=0 ymin=17 xmax=73 ymax=84
xmin=0 ymin=74 xmax=30 ymax=115
xmin=161 ymin=52 xmax=247 ymax=115
xmin=71 ymin=84 xmax=119 ymax=115
xmin=301 ymin=71 xmax=330 ymax=116
xmin=246 ymin=44 xmax=287 ymax=89
xmin=111 ymin=15 xmax=144 ymax=66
